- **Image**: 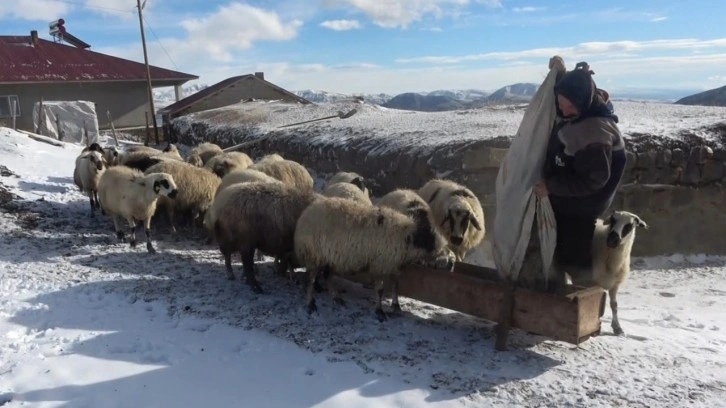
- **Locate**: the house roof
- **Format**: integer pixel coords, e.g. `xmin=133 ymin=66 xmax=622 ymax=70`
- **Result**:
xmin=159 ymin=74 xmax=312 ymax=116
xmin=0 ymin=35 xmax=198 ymax=84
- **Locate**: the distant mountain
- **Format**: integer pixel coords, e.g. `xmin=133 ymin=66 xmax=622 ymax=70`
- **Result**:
xmin=486 ymin=83 xmax=539 ymax=104
xmin=382 ymin=93 xmax=467 ymax=112
xmin=294 ymin=89 xmax=392 ymax=105
xmin=424 ymin=89 xmax=489 ymax=102
xmin=154 ymin=83 xmax=209 ymax=109
xmin=674 ymin=85 xmax=726 ymax=107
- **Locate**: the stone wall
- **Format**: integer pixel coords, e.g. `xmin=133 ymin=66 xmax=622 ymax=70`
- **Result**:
xmin=171 ymin=118 xmax=726 ymax=257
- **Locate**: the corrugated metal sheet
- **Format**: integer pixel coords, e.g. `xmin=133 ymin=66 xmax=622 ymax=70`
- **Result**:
xmin=0 ymin=35 xmax=197 ymax=83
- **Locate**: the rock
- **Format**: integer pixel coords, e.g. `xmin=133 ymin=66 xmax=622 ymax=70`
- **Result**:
xmin=635 ymin=150 xmax=657 ymax=170
xmin=701 ymin=160 xmax=725 ymax=184
xmin=695 ymin=146 xmax=714 ymax=165
xmin=671 ymin=148 xmax=686 ymax=168
xmin=655 ymin=149 xmax=672 ymax=168
xmin=713 ymin=148 xmax=726 ymax=162
xmin=683 ymin=149 xmax=703 ymax=185
xmin=670 ymin=187 xmax=695 ymax=207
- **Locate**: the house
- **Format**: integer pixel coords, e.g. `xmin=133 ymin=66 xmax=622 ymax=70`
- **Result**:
xmin=159 ymin=72 xmax=312 ymax=125
xmin=0 ymin=30 xmax=198 ymax=131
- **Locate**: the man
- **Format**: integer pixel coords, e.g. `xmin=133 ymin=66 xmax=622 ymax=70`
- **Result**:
xmin=533 ymin=57 xmax=627 ymax=282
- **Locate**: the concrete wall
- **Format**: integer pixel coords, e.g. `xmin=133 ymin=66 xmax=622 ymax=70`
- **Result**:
xmin=174 ymin=78 xmax=306 ymax=118
xmin=171 ymin=119 xmax=726 ymax=257
xmin=0 ymin=82 xmax=155 ymax=131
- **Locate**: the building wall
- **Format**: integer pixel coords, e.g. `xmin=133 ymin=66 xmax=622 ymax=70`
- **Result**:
xmin=0 ymin=82 xmax=154 ymax=131
xmin=175 ymin=78 xmax=304 ymax=118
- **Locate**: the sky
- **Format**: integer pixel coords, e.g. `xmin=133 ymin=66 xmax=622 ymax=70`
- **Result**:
xmin=1 ymin=0 xmax=725 ymax=96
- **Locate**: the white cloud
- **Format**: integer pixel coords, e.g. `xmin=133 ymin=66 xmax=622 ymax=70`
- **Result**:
xmin=396 ymin=38 xmax=726 ymax=64
xmin=0 ymin=0 xmax=71 ymax=21
xmin=650 ymin=16 xmax=668 ymax=22
xmin=320 ymin=19 xmax=362 ymax=31
xmin=512 ymin=6 xmax=545 ymax=13
xmin=708 ymin=75 xmax=726 ymax=82
xmin=330 ymin=0 xmax=471 ymax=29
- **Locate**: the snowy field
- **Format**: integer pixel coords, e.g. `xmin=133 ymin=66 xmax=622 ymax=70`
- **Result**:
xmin=1 ymin=127 xmax=725 ymax=407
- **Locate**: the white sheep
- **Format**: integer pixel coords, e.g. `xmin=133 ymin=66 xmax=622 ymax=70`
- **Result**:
xmin=249 ymin=158 xmax=314 ymax=192
xmin=256 ymin=153 xmax=284 ymax=163
xmin=214 ymin=168 xmax=282 ymax=198
xmin=321 ymin=182 xmax=372 ymax=205
xmin=417 ymin=179 xmax=485 ymax=261
xmin=103 ymin=146 xmax=120 ymax=167
xmin=209 ymin=181 xmax=319 ymax=294
xmin=375 ymin=188 xmax=428 ymax=215
xmin=327 ymin=171 xmax=368 ymax=196
xmin=74 ymin=150 xmax=106 ymax=216
xmin=186 ymin=154 xmax=204 ymax=167
xmin=188 ymin=142 xmax=223 ymax=165
xmin=120 ymin=146 xmax=182 ymax=172
xmin=565 ymin=210 xmax=648 ymax=335
xmin=97 ymin=165 xmax=178 ymax=253
xmin=294 ymin=197 xmax=453 ymax=322
xmin=144 ymin=160 xmax=221 ymax=234
xmin=204 ymin=151 xmax=254 ymax=177
xmin=161 ymin=143 xmax=183 ymax=160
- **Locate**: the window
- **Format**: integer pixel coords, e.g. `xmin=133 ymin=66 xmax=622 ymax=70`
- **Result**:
xmin=0 ymin=95 xmax=21 ymax=118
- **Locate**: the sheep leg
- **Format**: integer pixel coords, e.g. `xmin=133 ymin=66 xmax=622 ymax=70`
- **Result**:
xmin=241 ymin=248 xmax=262 ymax=294
xmin=390 ymin=274 xmax=402 ymax=314
xmin=254 ymin=250 xmax=264 ymax=262
xmin=223 ymin=250 xmax=235 ymax=280
xmin=112 ymin=215 xmax=125 ymax=242
xmin=375 ymin=279 xmax=387 ymax=322
xmin=305 ymin=265 xmax=319 ymax=314
xmin=127 ymin=219 xmax=137 ymax=248
xmin=324 ymin=266 xmax=345 ymax=307
xmin=167 ymin=206 xmax=177 ymax=236
xmin=143 ymin=218 xmax=157 ymax=254
xmin=609 ymin=287 xmax=624 ymax=335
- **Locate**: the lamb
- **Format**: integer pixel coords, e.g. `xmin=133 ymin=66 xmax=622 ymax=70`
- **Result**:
xmin=73 ymin=150 xmax=106 ymax=216
xmin=327 ymin=171 xmax=368 ymax=196
xmin=564 ymin=210 xmax=648 ymax=335
xmin=144 ymin=160 xmax=221 ymax=234
xmin=295 ymin=197 xmax=453 ymax=322
xmin=249 ymin=158 xmax=314 ymax=192
xmin=204 ymin=151 xmax=254 ymax=177
xmin=417 ymin=179 xmax=485 ymax=262
xmin=188 ymin=142 xmax=223 ymax=165
xmin=209 ymin=181 xmax=319 ymax=294
xmin=97 ymin=165 xmax=178 ymax=253
xmin=321 ymin=182 xmax=372 ymax=205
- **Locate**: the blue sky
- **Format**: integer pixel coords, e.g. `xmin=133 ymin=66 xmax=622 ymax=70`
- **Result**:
xmin=1 ymin=0 xmax=725 ymax=96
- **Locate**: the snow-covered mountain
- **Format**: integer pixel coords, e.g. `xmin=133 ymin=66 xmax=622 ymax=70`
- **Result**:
xmin=423 ymin=89 xmax=490 ymax=101
xmin=153 ymin=83 xmax=210 ymax=109
xmin=294 ymin=89 xmax=393 ymax=105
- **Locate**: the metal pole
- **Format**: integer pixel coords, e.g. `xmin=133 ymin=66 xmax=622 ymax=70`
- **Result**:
xmin=137 ymin=0 xmax=159 ymax=142
xmin=11 ymin=99 xmax=16 ymax=130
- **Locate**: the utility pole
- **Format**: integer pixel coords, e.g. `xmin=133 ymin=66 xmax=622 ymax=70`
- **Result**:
xmin=137 ymin=0 xmax=159 ymax=142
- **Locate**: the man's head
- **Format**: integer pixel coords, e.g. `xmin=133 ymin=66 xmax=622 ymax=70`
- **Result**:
xmin=554 ymin=62 xmax=596 ymax=118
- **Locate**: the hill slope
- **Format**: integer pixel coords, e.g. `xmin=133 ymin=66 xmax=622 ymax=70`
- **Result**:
xmin=675 ymin=85 xmax=726 ymax=107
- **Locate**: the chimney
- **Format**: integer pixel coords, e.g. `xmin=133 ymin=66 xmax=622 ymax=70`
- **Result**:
xmin=30 ymin=30 xmax=39 ymax=46
xmin=254 ymin=72 xmax=264 ymax=80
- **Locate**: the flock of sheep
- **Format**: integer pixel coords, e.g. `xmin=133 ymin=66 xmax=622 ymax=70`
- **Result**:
xmin=72 ymin=141 xmax=484 ymax=321
xmin=71 ymin=139 xmax=647 ymax=334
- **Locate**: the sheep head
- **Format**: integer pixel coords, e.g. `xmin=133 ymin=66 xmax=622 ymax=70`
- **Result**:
xmin=147 ymin=172 xmax=178 ymax=199
xmin=186 ymin=154 xmax=203 ymax=167
xmin=603 ymin=210 xmax=648 ymax=248
xmin=85 ymin=151 xmax=105 ymax=171
xmin=408 ymin=207 xmax=454 ymax=271
xmin=440 ymin=194 xmax=482 ymax=246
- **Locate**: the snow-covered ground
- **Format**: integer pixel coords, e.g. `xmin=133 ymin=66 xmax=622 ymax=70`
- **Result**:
xmin=1 ymin=127 xmax=725 ymax=407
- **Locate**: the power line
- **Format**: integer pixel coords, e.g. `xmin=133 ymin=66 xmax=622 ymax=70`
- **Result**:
xmin=142 ymin=15 xmax=179 ymax=71
xmin=50 ymin=0 xmax=135 ymax=14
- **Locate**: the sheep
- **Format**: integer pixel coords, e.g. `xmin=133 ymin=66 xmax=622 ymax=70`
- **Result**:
xmin=161 ymin=143 xmax=183 ymax=160
xmin=186 ymin=154 xmax=204 ymax=167
xmin=209 ymin=181 xmax=319 ymax=294
xmin=295 ymin=197 xmax=453 ymax=322
xmin=256 ymin=153 xmax=284 ymax=163
xmin=375 ymin=188 xmax=428 ymax=215
xmin=120 ymin=146 xmax=183 ymax=172
xmin=417 ymin=179 xmax=485 ymax=262
xmin=563 ymin=210 xmax=648 ymax=336
xmin=188 ymin=142 xmax=223 ymax=165
xmin=144 ymin=160 xmax=221 ymax=235
xmin=97 ymin=165 xmax=178 ymax=253
xmin=204 ymin=151 xmax=254 ymax=178
xmin=102 ymin=146 xmax=120 ymax=167
xmin=74 ymin=150 xmax=106 ymax=216
xmin=249 ymin=158 xmax=314 ymax=192
xmin=215 ymin=168 xmax=282 ymax=197
xmin=327 ymin=171 xmax=369 ymax=196
xmin=321 ymin=182 xmax=372 ymax=205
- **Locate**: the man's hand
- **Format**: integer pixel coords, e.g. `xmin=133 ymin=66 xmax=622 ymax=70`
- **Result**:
xmin=549 ymin=55 xmax=566 ymax=74
xmin=534 ymin=180 xmax=550 ymax=198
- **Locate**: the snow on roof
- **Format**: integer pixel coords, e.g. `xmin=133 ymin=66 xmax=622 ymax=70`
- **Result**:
xmin=175 ymin=99 xmax=726 ymax=155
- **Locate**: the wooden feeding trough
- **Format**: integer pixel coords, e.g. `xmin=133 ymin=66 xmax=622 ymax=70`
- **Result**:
xmin=347 ymin=262 xmax=606 ymax=350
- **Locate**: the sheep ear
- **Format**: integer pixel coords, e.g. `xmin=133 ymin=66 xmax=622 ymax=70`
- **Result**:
xmin=603 ymin=214 xmax=614 ymax=225
xmin=351 ymin=177 xmax=366 ymax=192
xmin=153 ymin=181 xmax=160 ymax=193
xmin=635 ymin=216 xmax=648 ymax=230
xmin=469 ymin=212 xmax=482 ymax=231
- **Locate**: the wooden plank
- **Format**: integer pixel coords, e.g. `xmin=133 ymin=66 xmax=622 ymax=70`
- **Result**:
xmin=341 ymin=262 xmax=605 ymax=345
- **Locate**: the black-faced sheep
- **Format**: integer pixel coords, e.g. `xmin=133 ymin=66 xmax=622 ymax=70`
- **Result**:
xmin=97 ymin=165 xmax=178 ymax=253
xmin=144 ymin=160 xmax=221 ymax=234
xmin=209 ymin=181 xmax=319 ymax=294
xmin=322 ymin=182 xmax=372 ymax=205
xmin=249 ymin=159 xmax=314 ymax=192
xmin=327 ymin=171 xmax=368 ymax=196
xmin=188 ymin=142 xmax=223 ymax=165
xmin=74 ymin=150 xmax=106 ymax=216
xmin=161 ymin=143 xmax=183 ymax=160
xmin=564 ymin=210 xmax=648 ymax=335
xmin=417 ymin=179 xmax=485 ymax=262
xmin=204 ymin=151 xmax=254 ymax=178
xmin=294 ymin=197 xmax=453 ymax=322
